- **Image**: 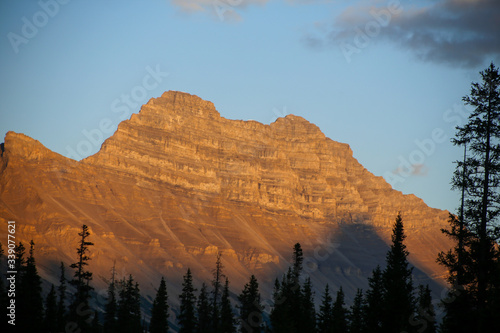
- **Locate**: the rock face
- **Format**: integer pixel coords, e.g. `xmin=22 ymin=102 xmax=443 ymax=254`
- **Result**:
xmin=0 ymin=91 xmax=453 ymax=308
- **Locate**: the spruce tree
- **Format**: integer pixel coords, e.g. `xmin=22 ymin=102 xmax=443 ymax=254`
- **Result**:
xmin=17 ymin=240 xmax=44 ymax=332
xmin=178 ymin=268 xmax=197 ymax=333
xmin=238 ymin=274 xmax=262 ymax=333
xmin=364 ymin=266 xmax=384 ymax=333
xmin=150 ymin=277 xmax=169 ymax=333
xmin=381 ymin=213 xmax=415 ymax=333
xmin=316 ymin=284 xmax=333 ymax=333
xmin=270 ymin=278 xmax=289 ymax=333
xmin=349 ymin=289 xmax=365 ymax=333
xmin=331 ymin=286 xmax=349 ymax=333
xmin=57 ymin=261 xmax=68 ymax=331
xmin=117 ymin=275 xmax=142 ymax=333
xmin=69 ymin=224 xmax=94 ymax=330
xmin=43 ymin=284 xmax=58 ymax=332
xmin=443 ymin=62 xmax=500 ymax=332
xmin=197 ymin=283 xmax=212 ymax=333
xmin=219 ymin=277 xmax=236 ymax=333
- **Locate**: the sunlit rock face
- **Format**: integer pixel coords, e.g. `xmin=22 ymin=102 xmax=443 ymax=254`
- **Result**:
xmin=0 ymin=91 xmax=452 ymax=307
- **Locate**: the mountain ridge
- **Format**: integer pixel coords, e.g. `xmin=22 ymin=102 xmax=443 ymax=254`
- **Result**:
xmin=0 ymin=91 xmax=453 ymax=307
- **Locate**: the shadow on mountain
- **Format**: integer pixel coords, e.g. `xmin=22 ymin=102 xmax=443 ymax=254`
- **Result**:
xmin=299 ymin=222 xmax=447 ymax=305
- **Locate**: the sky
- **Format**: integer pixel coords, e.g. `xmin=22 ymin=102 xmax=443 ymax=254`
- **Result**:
xmin=1 ymin=0 xmax=499 ymax=213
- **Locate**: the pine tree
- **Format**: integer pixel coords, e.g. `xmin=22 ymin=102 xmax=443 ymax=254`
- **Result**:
xmin=178 ymin=268 xmax=197 ymax=333
xmin=219 ymin=277 xmax=236 ymax=333
xmin=69 ymin=224 xmax=95 ymax=330
xmin=381 ymin=213 xmax=415 ymax=333
xmin=364 ymin=266 xmax=384 ymax=333
xmin=14 ymin=241 xmax=26 ymax=273
xmin=150 ymin=277 xmax=169 ymax=333
xmin=17 ymin=240 xmax=44 ymax=332
xmin=292 ymin=243 xmax=303 ymax=281
xmin=316 ymin=284 xmax=333 ymax=333
xmin=443 ymin=62 xmax=500 ymax=332
xmin=117 ymin=275 xmax=142 ymax=333
xmin=412 ymin=285 xmax=436 ymax=333
xmin=104 ymin=264 xmax=118 ymax=333
xmin=197 ymin=283 xmax=212 ymax=333
xmin=238 ymin=274 xmax=262 ymax=333
xmin=331 ymin=286 xmax=349 ymax=333
xmin=270 ymin=278 xmax=289 ymax=333
xmin=43 ymin=284 xmax=58 ymax=332
xmin=349 ymin=289 xmax=365 ymax=333
xmin=57 ymin=261 xmax=68 ymax=331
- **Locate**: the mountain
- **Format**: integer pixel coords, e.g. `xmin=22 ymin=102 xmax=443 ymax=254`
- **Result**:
xmin=0 ymin=91 xmax=453 ymax=311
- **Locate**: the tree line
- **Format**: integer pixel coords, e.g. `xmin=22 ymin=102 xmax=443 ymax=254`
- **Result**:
xmin=0 ymin=63 xmax=499 ymax=333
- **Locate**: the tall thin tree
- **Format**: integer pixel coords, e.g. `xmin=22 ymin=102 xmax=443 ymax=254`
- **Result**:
xmin=150 ymin=277 xmax=169 ymax=333
xmin=178 ymin=268 xmax=197 ymax=333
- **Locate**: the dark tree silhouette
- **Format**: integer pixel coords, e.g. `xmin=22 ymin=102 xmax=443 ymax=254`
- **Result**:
xmin=441 ymin=62 xmax=500 ymax=332
xmin=219 ymin=277 xmax=236 ymax=333
xmin=104 ymin=263 xmax=118 ymax=333
xmin=17 ymin=240 xmax=43 ymax=332
xmin=381 ymin=213 xmax=415 ymax=333
xmin=197 ymin=283 xmax=212 ymax=333
xmin=43 ymin=284 xmax=58 ymax=332
xmin=211 ymin=252 xmax=225 ymax=332
xmin=117 ymin=275 xmax=142 ymax=333
xmin=69 ymin=224 xmax=94 ymax=330
xmin=364 ymin=266 xmax=383 ymax=333
xmin=316 ymin=284 xmax=333 ymax=333
xmin=331 ymin=286 xmax=349 ymax=333
xmin=178 ymin=268 xmax=197 ymax=333
xmin=57 ymin=261 xmax=68 ymax=331
xmin=300 ymin=277 xmax=316 ymax=333
xmin=238 ymin=274 xmax=262 ymax=333
xmin=150 ymin=277 xmax=169 ymax=333
xmin=349 ymin=289 xmax=365 ymax=333
xmin=412 ymin=285 xmax=436 ymax=333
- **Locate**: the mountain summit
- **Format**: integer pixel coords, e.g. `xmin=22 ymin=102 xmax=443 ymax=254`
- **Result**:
xmin=0 ymin=91 xmax=452 ymax=303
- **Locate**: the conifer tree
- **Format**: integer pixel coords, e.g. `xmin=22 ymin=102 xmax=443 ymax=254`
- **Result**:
xmin=349 ymin=289 xmax=365 ymax=333
xmin=197 ymin=283 xmax=212 ymax=333
xmin=57 ymin=261 xmax=68 ymax=331
xmin=91 ymin=310 xmax=101 ymax=333
xmin=316 ymin=284 xmax=333 ymax=333
xmin=331 ymin=286 xmax=349 ymax=333
xmin=150 ymin=277 xmax=169 ymax=333
xmin=364 ymin=266 xmax=384 ymax=333
xmin=219 ymin=277 xmax=236 ymax=333
xmin=17 ymin=240 xmax=44 ymax=332
xmin=43 ymin=284 xmax=58 ymax=332
xmin=104 ymin=264 xmax=118 ymax=333
xmin=69 ymin=224 xmax=94 ymax=330
xmin=117 ymin=275 xmax=142 ymax=333
xmin=442 ymin=62 xmax=500 ymax=332
xmin=413 ymin=285 xmax=436 ymax=333
xmin=211 ymin=252 xmax=225 ymax=332
xmin=270 ymin=278 xmax=289 ymax=333
xmin=300 ymin=277 xmax=316 ymax=333
xmin=381 ymin=213 xmax=415 ymax=333
xmin=238 ymin=274 xmax=262 ymax=333
xmin=14 ymin=241 xmax=26 ymax=273
xmin=179 ymin=268 xmax=197 ymax=333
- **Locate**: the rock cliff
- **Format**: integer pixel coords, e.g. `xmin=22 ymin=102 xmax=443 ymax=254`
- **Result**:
xmin=0 ymin=91 xmax=453 ymax=308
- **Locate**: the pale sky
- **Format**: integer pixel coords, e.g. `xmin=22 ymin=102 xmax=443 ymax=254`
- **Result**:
xmin=1 ymin=0 xmax=499 ymax=213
